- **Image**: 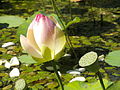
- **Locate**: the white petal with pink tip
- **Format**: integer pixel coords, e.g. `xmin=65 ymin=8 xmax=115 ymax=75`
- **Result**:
xmin=20 ymin=35 xmax=42 ymax=58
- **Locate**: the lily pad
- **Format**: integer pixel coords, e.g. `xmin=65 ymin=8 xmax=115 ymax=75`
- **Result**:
xmin=0 ymin=15 xmax=25 ymax=28
xmin=64 ymin=79 xmax=113 ymax=90
xmin=19 ymin=55 xmax=37 ymax=64
xmin=105 ymin=50 xmax=120 ymax=66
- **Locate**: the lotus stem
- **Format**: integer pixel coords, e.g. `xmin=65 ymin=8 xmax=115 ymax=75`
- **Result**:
xmin=52 ymin=60 xmax=64 ymax=90
xmin=97 ymin=71 xmax=105 ymax=90
xmin=51 ymin=0 xmax=78 ymax=61
xmin=69 ymin=0 xmax=73 ymax=20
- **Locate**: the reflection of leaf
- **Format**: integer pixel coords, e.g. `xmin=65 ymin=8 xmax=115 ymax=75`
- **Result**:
xmin=64 ymin=79 xmax=113 ymax=90
xmin=19 ymin=55 xmax=37 ymax=64
xmin=105 ymin=50 xmax=120 ymax=66
xmin=0 ymin=15 xmax=25 ymax=28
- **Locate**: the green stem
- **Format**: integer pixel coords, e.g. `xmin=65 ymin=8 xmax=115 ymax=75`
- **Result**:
xmin=51 ymin=0 xmax=78 ymax=61
xmin=97 ymin=71 xmax=105 ymax=90
xmin=69 ymin=0 xmax=72 ymax=20
xmin=52 ymin=60 xmax=64 ymax=90
xmin=41 ymin=0 xmax=45 ymax=11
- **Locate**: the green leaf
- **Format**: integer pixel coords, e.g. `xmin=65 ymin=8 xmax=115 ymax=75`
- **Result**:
xmin=0 ymin=65 xmax=6 ymax=71
xmin=2 ymin=85 xmax=12 ymax=90
xmin=17 ymin=22 xmax=29 ymax=38
xmin=79 ymin=51 xmax=98 ymax=67
xmin=15 ymin=79 xmax=26 ymax=90
xmin=19 ymin=55 xmax=37 ymax=64
xmin=66 ymin=17 xmax=80 ymax=28
xmin=64 ymin=79 xmax=112 ymax=90
xmin=0 ymin=15 xmax=25 ymax=28
xmin=105 ymin=50 xmax=120 ymax=66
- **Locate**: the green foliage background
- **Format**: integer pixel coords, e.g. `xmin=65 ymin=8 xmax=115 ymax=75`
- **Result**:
xmin=0 ymin=0 xmax=120 ymax=89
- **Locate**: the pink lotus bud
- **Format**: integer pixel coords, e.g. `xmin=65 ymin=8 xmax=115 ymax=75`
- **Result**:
xmin=20 ymin=14 xmax=66 ymax=63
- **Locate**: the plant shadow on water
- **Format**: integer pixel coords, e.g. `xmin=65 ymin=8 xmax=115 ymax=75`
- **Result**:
xmin=0 ymin=1 xmax=13 ymax=9
xmin=52 ymin=20 xmax=116 ymax=73
xmin=0 ymin=23 xmax=9 ymax=29
xmin=40 ymin=46 xmax=109 ymax=74
xmin=61 ymin=6 xmax=88 ymax=16
xmin=114 ymin=17 xmax=120 ymax=25
xmin=0 ymin=1 xmax=37 ymax=16
xmin=83 ymin=0 xmax=120 ymax=8
xmin=0 ymin=1 xmax=26 ymax=15
xmin=67 ymin=21 xmax=116 ymax=37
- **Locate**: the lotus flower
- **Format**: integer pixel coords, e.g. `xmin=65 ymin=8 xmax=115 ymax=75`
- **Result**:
xmin=70 ymin=0 xmax=81 ymax=2
xmin=20 ymin=14 xmax=66 ymax=63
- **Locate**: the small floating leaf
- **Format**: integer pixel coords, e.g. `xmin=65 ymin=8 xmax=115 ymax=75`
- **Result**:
xmin=19 ymin=55 xmax=37 ymax=64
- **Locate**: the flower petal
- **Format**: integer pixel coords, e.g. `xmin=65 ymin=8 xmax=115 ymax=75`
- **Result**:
xmin=27 ymin=23 xmax=40 ymax=51
xmin=33 ymin=16 xmax=55 ymax=50
xmin=20 ymin=35 xmax=42 ymax=58
xmin=54 ymin=26 xmax=66 ymax=55
xmin=49 ymin=16 xmax=61 ymax=29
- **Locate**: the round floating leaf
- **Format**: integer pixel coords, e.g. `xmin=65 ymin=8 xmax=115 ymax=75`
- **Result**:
xmin=15 ymin=79 xmax=26 ymax=90
xmin=0 ymin=15 xmax=25 ymax=28
xmin=64 ymin=79 xmax=112 ymax=90
xmin=79 ymin=51 xmax=98 ymax=67
xmin=105 ymin=50 xmax=120 ymax=66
